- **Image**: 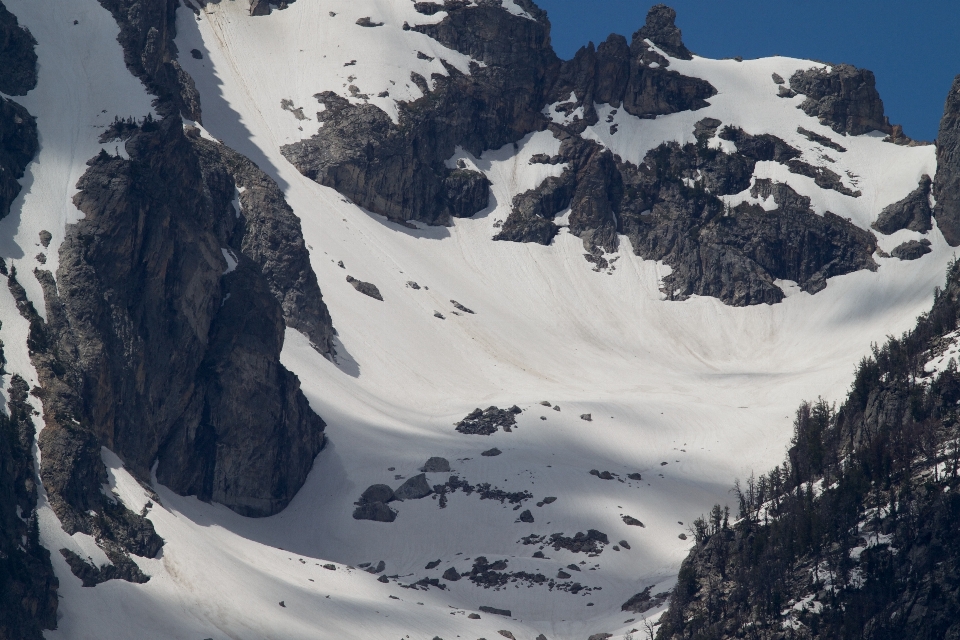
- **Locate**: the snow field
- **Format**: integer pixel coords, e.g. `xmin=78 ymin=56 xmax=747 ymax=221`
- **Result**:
xmin=0 ymin=0 xmax=949 ymax=638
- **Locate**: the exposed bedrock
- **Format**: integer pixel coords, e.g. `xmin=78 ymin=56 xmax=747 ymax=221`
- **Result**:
xmin=498 ymin=121 xmax=877 ymax=305
xmin=282 ymin=4 xmax=557 ymax=225
xmin=873 ymin=175 xmax=932 ymax=235
xmin=934 ymin=75 xmax=960 ymax=245
xmin=548 ymin=7 xmax=714 ymax=126
xmin=192 ymin=137 xmax=336 ymax=355
xmin=0 ymin=26 xmax=38 ymax=221
xmin=789 ymin=63 xmax=891 ymax=136
xmin=33 ymin=116 xmax=325 ymax=518
xmin=0 ymin=0 xmax=37 ymax=95
xmin=0 ymin=368 xmax=59 ymax=638
xmin=0 ymin=6 xmax=56 ymax=634
xmin=96 ymin=0 xmax=201 ymax=120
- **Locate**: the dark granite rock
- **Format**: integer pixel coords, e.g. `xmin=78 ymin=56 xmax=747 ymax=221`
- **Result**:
xmin=789 ymin=64 xmax=891 ymax=136
xmin=785 ymin=158 xmax=861 ymax=197
xmin=360 ymin=484 xmax=395 ymax=504
xmin=634 ymin=4 xmax=692 ymax=60
xmin=891 ymin=238 xmax=932 ymax=261
xmin=873 ymin=175 xmax=933 ymax=235
xmin=619 ymin=540 xmax=631 ymax=549
xmin=479 ymin=606 xmax=512 ymax=617
xmin=421 ymin=457 xmax=451 ymax=472
xmin=547 ymin=529 xmax=608 ymax=554
xmin=60 ymin=547 xmax=149 ymax=587
xmin=622 ymin=515 xmax=645 ymax=527
xmin=31 ymin=116 xmax=325 ymax=519
xmin=549 ymin=25 xmax=714 ymax=126
xmin=934 ymin=75 xmax=960 ymax=245
xmin=394 ymin=474 xmax=433 ymax=501
xmin=282 ymin=5 xmax=558 ymax=226
xmin=456 ymin=406 xmax=520 ymax=435
xmin=442 ymin=567 xmax=461 ymax=581
xmin=8 ymin=269 xmax=164 ymax=592
xmin=796 ymin=126 xmax=847 ymax=152
xmin=481 ymin=447 xmax=502 ymax=457
xmin=352 ymin=502 xmax=396 ymax=522
xmin=96 ymin=0 xmax=201 ymax=121
xmin=518 ymin=509 xmax=534 ymax=523
xmin=346 ymin=275 xmax=384 ymax=301
xmin=0 ymin=373 xmax=59 ymax=638
xmin=192 ymin=136 xmax=336 ymax=355
xmin=0 ymin=96 xmax=38 ymax=221
xmin=0 ymin=0 xmax=37 ymax=95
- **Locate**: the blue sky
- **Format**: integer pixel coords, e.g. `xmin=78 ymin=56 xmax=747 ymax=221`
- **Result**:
xmin=535 ymin=1 xmax=960 ymax=141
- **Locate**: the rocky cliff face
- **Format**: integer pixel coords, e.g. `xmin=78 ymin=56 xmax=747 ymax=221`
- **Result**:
xmin=0 ymin=6 xmax=57 ymax=636
xmin=0 ymin=350 xmax=59 ymax=639
xmin=282 ymin=2 xmax=558 ymax=226
xmin=282 ymin=3 xmax=895 ymax=307
xmin=37 ymin=116 xmax=326 ymax=518
xmin=97 ymin=0 xmax=201 ymax=120
xmin=788 ymin=64 xmax=892 ymax=136
xmin=934 ymin=75 xmax=960 ymax=245
xmin=0 ymin=0 xmax=36 ymax=96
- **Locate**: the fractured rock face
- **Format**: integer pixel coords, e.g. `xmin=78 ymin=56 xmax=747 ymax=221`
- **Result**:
xmin=891 ymin=238 xmax=932 ymax=261
xmin=394 ymin=474 xmax=433 ymax=501
xmin=282 ymin=4 xmax=558 ymax=226
xmin=0 ymin=96 xmax=37 ymax=220
xmin=0 ymin=0 xmax=37 ymax=96
xmin=935 ymin=75 xmax=960 ymax=245
xmin=873 ymin=175 xmax=933 ymax=235
xmin=40 ymin=116 xmax=325 ymax=518
xmin=634 ymin=4 xmax=693 ymax=60
xmin=789 ymin=64 xmax=891 ymax=136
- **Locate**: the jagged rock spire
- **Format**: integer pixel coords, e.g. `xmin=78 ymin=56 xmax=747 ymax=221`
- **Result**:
xmin=633 ymin=4 xmax=692 ymax=60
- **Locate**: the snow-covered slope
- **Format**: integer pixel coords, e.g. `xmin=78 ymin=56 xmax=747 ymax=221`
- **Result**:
xmin=0 ymin=1 xmax=950 ymax=639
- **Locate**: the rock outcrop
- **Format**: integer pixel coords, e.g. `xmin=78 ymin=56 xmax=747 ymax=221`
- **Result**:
xmin=0 ymin=8 xmax=57 ymax=635
xmin=789 ymin=63 xmax=892 ymax=136
xmin=547 ymin=5 xmax=716 ymax=128
xmin=873 ymin=175 xmax=933 ymax=235
xmin=33 ymin=116 xmax=325 ymax=519
xmin=0 ymin=365 xmax=59 ymax=639
xmin=191 ymin=138 xmax=336 ymax=355
xmin=934 ymin=75 xmax=960 ymax=245
xmin=96 ymin=0 xmax=201 ymax=120
xmin=0 ymin=0 xmax=37 ymax=95
xmin=498 ymin=119 xmax=877 ymax=305
xmin=282 ymin=3 xmax=558 ymax=225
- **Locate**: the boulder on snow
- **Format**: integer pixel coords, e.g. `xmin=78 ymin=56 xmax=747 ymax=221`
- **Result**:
xmin=359 ymin=484 xmax=395 ymax=504
xmin=352 ymin=502 xmax=396 ymax=522
xmin=481 ymin=447 xmax=502 ymax=457
xmin=394 ymin=473 xmax=432 ymax=500
xmin=442 ymin=567 xmax=461 ymax=581
xmin=421 ymin=457 xmax=451 ymax=472
xmin=479 ymin=605 xmax=512 ymax=617
xmin=518 ymin=509 xmax=534 ymax=523
xmin=580 ymin=413 xmax=592 ymax=421
xmin=622 ymin=515 xmax=645 ymax=527
xmin=346 ymin=275 xmax=383 ymax=300
xmin=891 ymin=238 xmax=932 ymax=261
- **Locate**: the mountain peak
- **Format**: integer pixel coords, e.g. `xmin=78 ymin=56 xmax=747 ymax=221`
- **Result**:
xmin=634 ymin=3 xmax=693 ymax=60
